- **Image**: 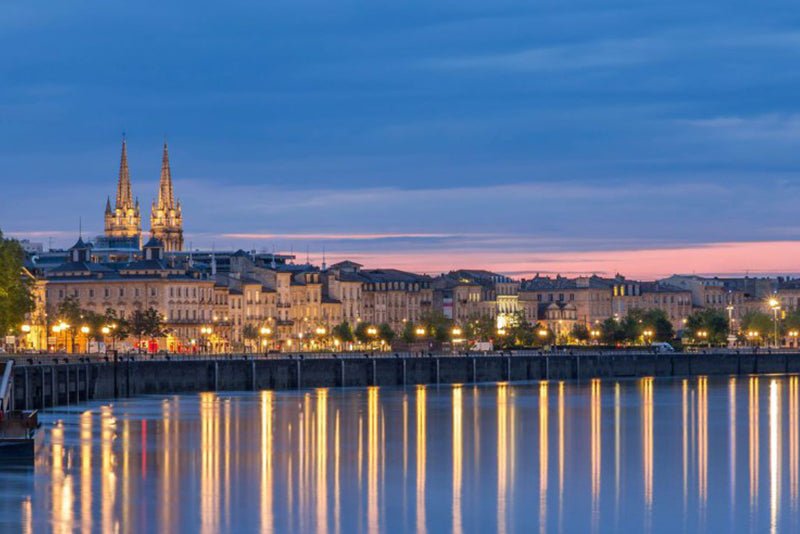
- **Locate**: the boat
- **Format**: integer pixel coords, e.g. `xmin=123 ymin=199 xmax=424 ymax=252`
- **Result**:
xmin=0 ymin=360 xmax=43 ymax=463
xmin=0 ymin=410 xmax=42 ymax=462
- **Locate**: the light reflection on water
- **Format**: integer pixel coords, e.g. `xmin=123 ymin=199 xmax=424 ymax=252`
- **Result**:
xmin=1 ymin=376 xmax=800 ymax=532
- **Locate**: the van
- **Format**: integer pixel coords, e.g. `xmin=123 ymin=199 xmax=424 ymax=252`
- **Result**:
xmin=651 ymin=342 xmax=675 ymax=353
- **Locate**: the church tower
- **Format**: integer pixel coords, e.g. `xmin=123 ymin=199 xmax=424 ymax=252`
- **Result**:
xmin=149 ymin=142 xmax=184 ymax=252
xmin=104 ymin=135 xmax=142 ymax=245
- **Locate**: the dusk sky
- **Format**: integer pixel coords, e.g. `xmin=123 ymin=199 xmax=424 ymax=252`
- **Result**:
xmin=2 ymin=1 xmax=800 ymax=279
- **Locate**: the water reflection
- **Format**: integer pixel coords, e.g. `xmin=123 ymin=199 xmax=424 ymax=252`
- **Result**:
xmin=497 ymin=383 xmax=508 ymax=534
xmin=416 ymin=386 xmax=427 ymax=534
xmin=7 ymin=377 xmax=800 ymax=532
xmin=590 ymin=378 xmax=601 ymax=531
xmin=452 ymin=386 xmax=463 ymax=534
xmin=538 ymin=381 xmax=548 ymax=534
xmin=640 ymin=377 xmax=653 ymax=528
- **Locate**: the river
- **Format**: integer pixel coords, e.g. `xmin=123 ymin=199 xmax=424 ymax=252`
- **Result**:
xmin=0 ymin=376 xmax=798 ymax=532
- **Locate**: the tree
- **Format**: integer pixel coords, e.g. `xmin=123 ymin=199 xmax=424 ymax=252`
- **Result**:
xmin=571 ymin=323 xmax=590 ymax=343
xmin=332 ymin=322 xmax=354 ymax=344
xmin=401 ymin=321 xmax=416 ymax=343
xmin=128 ymin=307 xmax=166 ymax=348
xmin=419 ymin=311 xmax=453 ymax=342
xmin=0 ymin=231 xmax=33 ymax=337
xmin=740 ymin=311 xmax=774 ymax=345
xmin=683 ymin=309 xmax=729 ymax=345
xmin=464 ymin=315 xmax=495 ymax=342
xmin=628 ymin=308 xmax=675 ymax=343
xmin=242 ymin=324 xmax=258 ymax=352
xmin=503 ymin=311 xmax=535 ymax=347
xmin=600 ymin=317 xmax=626 ymax=345
xmin=378 ymin=323 xmax=395 ymax=344
xmin=103 ymin=308 xmax=130 ymax=343
xmin=354 ymin=322 xmax=372 ymax=344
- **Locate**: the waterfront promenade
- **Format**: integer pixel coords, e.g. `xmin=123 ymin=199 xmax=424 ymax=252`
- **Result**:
xmin=6 ymin=349 xmax=800 ymax=411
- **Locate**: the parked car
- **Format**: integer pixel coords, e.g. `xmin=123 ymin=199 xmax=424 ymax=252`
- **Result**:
xmin=651 ymin=342 xmax=675 ymax=353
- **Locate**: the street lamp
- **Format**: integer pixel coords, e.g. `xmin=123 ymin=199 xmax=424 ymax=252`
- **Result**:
xmin=200 ymin=326 xmax=213 ymax=353
xmin=697 ymin=330 xmax=709 ymax=347
xmin=642 ymin=329 xmax=653 ymax=344
xmin=415 ymin=327 xmax=426 ymax=337
xmin=769 ymin=297 xmax=781 ymax=348
xmin=790 ymin=330 xmax=799 ymax=348
xmin=259 ymin=326 xmax=272 ymax=355
xmin=590 ymin=329 xmax=601 ymax=344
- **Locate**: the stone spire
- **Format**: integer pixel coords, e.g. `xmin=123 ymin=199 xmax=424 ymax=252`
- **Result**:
xmin=116 ymin=136 xmax=133 ymax=210
xmin=150 ymin=140 xmax=184 ymax=252
xmin=104 ymin=134 xmax=142 ymax=245
xmin=158 ymin=142 xmax=175 ymax=209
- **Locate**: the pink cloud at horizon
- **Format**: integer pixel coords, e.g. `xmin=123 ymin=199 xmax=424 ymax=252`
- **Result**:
xmin=321 ymin=240 xmax=800 ymax=280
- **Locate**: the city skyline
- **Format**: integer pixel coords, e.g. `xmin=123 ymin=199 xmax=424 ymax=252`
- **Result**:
xmin=4 ymin=2 xmax=800 ymax=279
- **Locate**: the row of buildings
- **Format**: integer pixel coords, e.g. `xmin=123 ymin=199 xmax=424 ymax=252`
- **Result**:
xmin=13 ymin=139 xmax=800 ymax=351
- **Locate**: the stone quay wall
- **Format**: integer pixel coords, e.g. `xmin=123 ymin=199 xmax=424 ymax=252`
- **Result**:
xmin=8 ymin=351 xmax=800 ymax=411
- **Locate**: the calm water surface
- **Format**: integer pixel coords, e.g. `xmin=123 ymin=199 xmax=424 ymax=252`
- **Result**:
xmin=1 ymin=376 xmax=799 ymax=533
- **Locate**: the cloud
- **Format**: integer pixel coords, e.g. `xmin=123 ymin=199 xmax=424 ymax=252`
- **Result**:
xmin=429 ymin=36 xmax=661 ymax=72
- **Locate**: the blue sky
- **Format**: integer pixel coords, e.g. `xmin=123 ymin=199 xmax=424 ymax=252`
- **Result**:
xmin=2 ymin=1 xmax=800 ymax=277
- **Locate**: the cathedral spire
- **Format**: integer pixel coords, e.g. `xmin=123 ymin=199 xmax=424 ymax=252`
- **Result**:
xmin=116 ymin=135 xmax=133 ymax=209
xmin=150 ymin=140 xmax=184 ymax=252
xmin=158 ymin=142 xmax=175 ymax=208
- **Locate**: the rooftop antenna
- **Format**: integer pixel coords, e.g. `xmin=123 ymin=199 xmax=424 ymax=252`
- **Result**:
xmin=211 ymin=243 xmax=217 ymax=276
xmin=188 ymin=242 xmax=193 ymax=268
xmin=306 ymin=245 xmax=310 ymax=265
xmin=322 ymin=245 xmax=327 ymax=271
xmin=271 ymin=245 xmax=276 ymax=269
xmin=78 ymin=217 xmax=82 ymax=240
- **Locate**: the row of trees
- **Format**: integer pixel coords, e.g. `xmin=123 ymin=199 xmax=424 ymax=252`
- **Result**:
xmin=52 ymin=296 xmax=166 ymax=346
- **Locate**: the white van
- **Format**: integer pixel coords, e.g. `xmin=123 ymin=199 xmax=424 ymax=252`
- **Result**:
xmin=651 ymin=342 xmax=675 ymax=353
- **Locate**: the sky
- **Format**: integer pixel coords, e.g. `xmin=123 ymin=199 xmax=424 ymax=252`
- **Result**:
xmin=2 ymin=1 xmax=800 ymax=279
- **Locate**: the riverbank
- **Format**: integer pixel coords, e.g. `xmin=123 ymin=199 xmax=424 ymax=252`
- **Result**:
xmin=6 ymin=350 xmax=800 ymax=411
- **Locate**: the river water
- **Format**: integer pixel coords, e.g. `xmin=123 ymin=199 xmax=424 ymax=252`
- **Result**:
xmin=0 ymin=376 xmax=798 ymax=533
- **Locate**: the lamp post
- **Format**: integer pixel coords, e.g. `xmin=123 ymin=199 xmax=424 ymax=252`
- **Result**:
xmin=80 ymin=325 xmax=90 ymax=354
xmin=697 ymin=329 xmax=709 ymax=347
xmin=200 ymin=326 xmax=213 ymax=353
xmin=590 ymin=329 xmax=601 ymax=345
xmin=642 ymin=328 xmax=654 ymax=345
xmin=366 ymin=326 xmax=378 ymax=349
xmin=260 ymin=326 xmax=272 ymax=355
xmin=769 ymin=297 xmax=781 ymax=348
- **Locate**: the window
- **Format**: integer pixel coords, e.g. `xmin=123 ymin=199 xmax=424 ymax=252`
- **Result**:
xmin=104 ymin=288 xmax=110 ymax=298
xmin=89 ymin=289 xmax=95 ymax=298
xmin=151 ymin=288 xmax=157 ymax=297
xmin=119 ymin=287 xmax=124 ymax=297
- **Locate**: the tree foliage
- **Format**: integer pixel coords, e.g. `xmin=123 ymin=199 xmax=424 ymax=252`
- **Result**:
xmin=683 ymin=309 xmax=729 ymax=345
xmin=0 ymin=231 xmax=33 ymax=336
xmin=740 ymin=311 xmax=774 ymax=343
xmin=599 ymin=308 xmax=675 ymax=345
xmin=332 ymin=322 xmax=354 ymax=343
xmin=378 ymin=323 xmax=395 ymax=343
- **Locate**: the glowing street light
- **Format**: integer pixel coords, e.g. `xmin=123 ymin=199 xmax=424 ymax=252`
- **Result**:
xmin=415 ymin=327 xmax=426 ymax=337
xmin=21 ymin=324 xmax=31 ymax=333
xmin=769 ymin=297 xmax=781 ymax=347
xmin=80 ymin=325 xmax=90 ymax=335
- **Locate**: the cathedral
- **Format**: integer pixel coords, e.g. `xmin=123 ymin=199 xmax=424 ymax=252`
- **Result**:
xmin=103 ymin=136 xmax=184 ymax=251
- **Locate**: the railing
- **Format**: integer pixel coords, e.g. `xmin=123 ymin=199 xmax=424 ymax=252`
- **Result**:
xmin=0 ymin=360 xmax=14 ymax=413
xmin=9 ymin=347 xmax=800 ymax=366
